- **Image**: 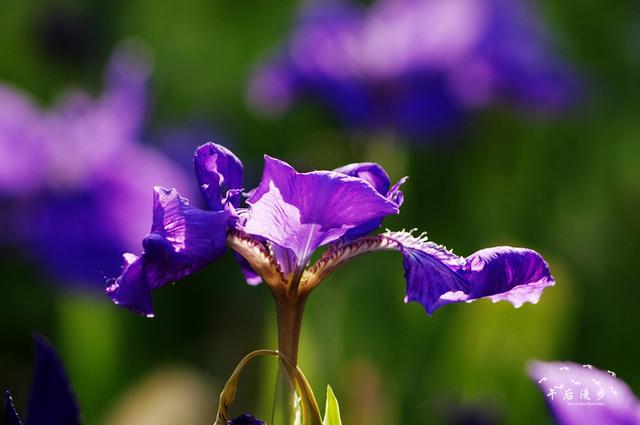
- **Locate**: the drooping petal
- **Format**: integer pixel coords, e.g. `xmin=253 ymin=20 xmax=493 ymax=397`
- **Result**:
xmin=403 ymin=236 xmax=553 ymax=314
xmin=384 ymin=231 xmax=554 ymax=314
xmin=244 ymin=156 xmax=399 ymax=265
xmin=462 ymin=247 xmax=555 ymax=307
xmin=107 ymin=187 xmax=230 ymax=316
xmin=194 ymin=142 xmax=244 ymax=210
xmin=528 ymin=361 xmax=640 ymax=425
xmin=5 ymin=392 xmax=22 ymax=425
xmin=384 ymin=231 xmax=471 ymax=314
xmin=27 ymin=336 xmax=81 ymax=425
xmin=229 ymin=413 xmax=266 ymax=425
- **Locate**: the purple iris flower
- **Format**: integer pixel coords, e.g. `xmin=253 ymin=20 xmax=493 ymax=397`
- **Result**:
xmin=0 ymin=44 xmax=195 ymax=286
xmin=529 ymin=361 xmax=640 ymax=425
xmin=108 ymin=142 xmax=555 ymax=320
xmin=247 ymin=0 xmax=578 ymax=138
xmin=5 ymin=336 xmax=81 ymax=425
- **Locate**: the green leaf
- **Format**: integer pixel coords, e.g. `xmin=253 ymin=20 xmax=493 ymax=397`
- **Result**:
xmin=323 ymin=386 xmax=343 ymax=425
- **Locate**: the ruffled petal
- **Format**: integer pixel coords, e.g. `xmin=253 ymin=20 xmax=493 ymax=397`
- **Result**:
xmin=107 ymin=187 xmax=230 ymax=316
xmin=194 ymin=142 xmax=244 ymax=211
xmin=335 ymin=162 xmax=390 ymax=239
xmin=382 ymin=231 xmax=554 ymax=314
xmin=335 ymin=163 xmax=407 ymax=240
xmin=333 ymin=162 xmax=391 ymax=194
xmin=244 ymin=156 xmax=399 ymax=265
xmin=529 ymin=361 xmax=640 ymax=425
xmin=27 ymin=336 xmax=81 ymax=425
xmin=5 ymin=392 xmax=22 ymax=425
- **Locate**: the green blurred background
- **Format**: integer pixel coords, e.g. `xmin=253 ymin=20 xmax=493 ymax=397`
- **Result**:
xmin=1 ymin=0 xmax=639 ymax=424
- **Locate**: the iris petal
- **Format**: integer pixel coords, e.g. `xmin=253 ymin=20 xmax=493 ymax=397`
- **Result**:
xmin=385 ymin=231 xmax=555 ymax=314
xmin=335 ymin=162 xmax=406 ymax=240
xmin=244 ymin=156 xmax=399 ymax=265
xmin=107 ymin=187 xmax=229 ymax=316
xmin=529 ymin=361 xmax=640 ymax=425
xmin=334 ymin=162 xmax=391 ymax=194
xmin=194 ymin=142 xmax=244 ymax=211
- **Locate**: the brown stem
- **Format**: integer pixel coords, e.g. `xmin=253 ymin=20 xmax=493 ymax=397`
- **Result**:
xmin=274 ymin=289 xmax=307 ymax=366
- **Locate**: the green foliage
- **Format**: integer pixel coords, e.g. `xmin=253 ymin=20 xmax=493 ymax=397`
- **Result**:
xmin=323 ymin=386 xmax=343 ymax=425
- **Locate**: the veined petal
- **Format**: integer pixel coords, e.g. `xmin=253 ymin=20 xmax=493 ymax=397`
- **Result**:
xmin=463 ymin=247 xmax=555 ymax=307
xmin=383 ymin=231 xmax=554 ymax=314
xmin=388 ymin=232 xmax=554 ymax=314
xmin=385 ymin=231 xmax=471 ymax=314
xmin=27 ymin=336 xmax=81 ymax=425
xmin=528 ymin=361 xmax=640 ymax=425
xmin=107 ymin=187 xmax=230 ymax=316
xmin=244 ymin=156 xmax=399 ymax=265
xmin=194 ymin=142 xmax=244 ymax=210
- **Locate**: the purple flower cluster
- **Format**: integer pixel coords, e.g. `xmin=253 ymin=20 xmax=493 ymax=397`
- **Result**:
xmin=107 ymin=142 xmax=555 ymax=317
xmin=0 ymin=45 xmax=194 ymax=287
xmin=248 ymin=0 xmax=579 ymax=138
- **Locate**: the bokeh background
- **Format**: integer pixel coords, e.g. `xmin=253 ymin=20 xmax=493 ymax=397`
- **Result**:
xmin=1 ymin=0 xmax=639 ymax=424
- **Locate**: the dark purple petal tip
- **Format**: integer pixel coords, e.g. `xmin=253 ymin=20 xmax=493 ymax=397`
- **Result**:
xmin=229 ymin=413 xmax=266 ymax=425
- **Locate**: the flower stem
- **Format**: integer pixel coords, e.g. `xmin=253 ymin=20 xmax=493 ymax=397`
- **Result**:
xmin=274 ymin=289 xmax=307 ymax=366
xmin=272 ymin=285 xmax=308 ymax=424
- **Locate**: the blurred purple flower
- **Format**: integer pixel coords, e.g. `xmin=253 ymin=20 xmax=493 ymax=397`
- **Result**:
xmin=108 ymin=142 xmax=554 ymax=317
xmin=529 ymin=361 xmax=640 ymax=425
xmin=5 ymin=336 xmax=81 ymax=425
xmin=0 ymin=44 xmax=195 ymax=287
xmin=248 ymin=0 xmax=579 ymax=138
xmin=229 ymin=413 xmax=266 ymax=425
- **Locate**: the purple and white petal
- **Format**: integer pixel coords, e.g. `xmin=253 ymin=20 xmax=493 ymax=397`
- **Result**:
xmin=462 ymin=247 xmax=555 ymax=307
xmin=381 ymin=231 xmax=554 ymax=314
xmin=194 ymin=142 xmax=244 ymax=211
xmin=244 ymin=156 xmax=399 ymax=265
xmin=107 ymin=187 xmax=230 ymax=316
xmin=529 ymin=361 xmax=640 ymax=425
